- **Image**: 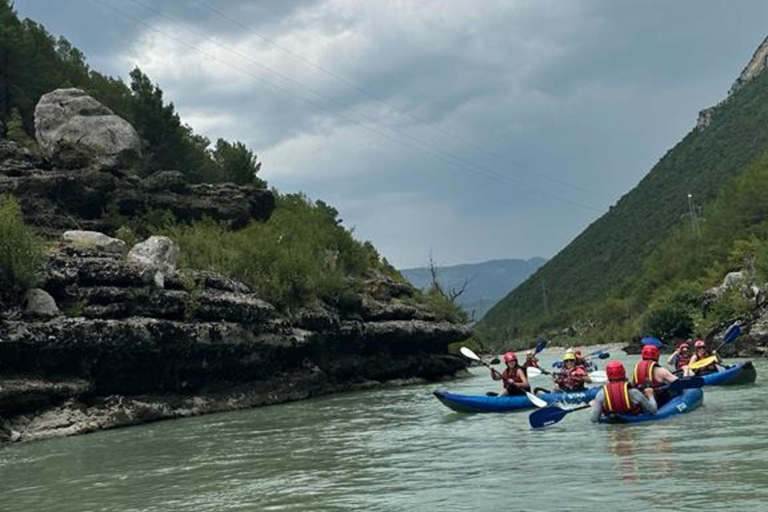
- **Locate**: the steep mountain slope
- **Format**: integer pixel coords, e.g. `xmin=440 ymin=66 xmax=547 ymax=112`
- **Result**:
xmin=478 ymin=53 xmax=768 ymax=344
xmin=400 ymin=258 xmax=545 ymax=319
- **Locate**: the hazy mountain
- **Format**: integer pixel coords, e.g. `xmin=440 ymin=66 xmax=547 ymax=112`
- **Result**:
xmin=400 ymin=258 xmax=545 ymax=320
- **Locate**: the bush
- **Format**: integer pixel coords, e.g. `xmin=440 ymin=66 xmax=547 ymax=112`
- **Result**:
xmin=641 ymin=303 xmax=694 ymax=340
xmin=0 ymin=195 xmax=43 ymax=301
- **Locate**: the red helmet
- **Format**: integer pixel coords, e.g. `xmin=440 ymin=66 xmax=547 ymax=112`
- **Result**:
xmin=678 ymin=342 xmax=689 ymax=350
xmin=503 ymin=351 xmax=517 ymax=363
xmin=606 ymin=360 xmax=626 ymax=382
xmin=641 ymin=344 xmax=660 ymax=361
xmin=694 ymin=340 xmax=706 ymax=349
xmin=575 ymin=350 xmax=582 ymax=357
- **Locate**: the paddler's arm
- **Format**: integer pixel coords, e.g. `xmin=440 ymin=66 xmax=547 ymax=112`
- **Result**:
xmin=656 ymin=366 xmax=678 ymax=384
xmin=629 ymin=388 xmax=658 ymax=415
xmin=589 ymin=389 xmax=605 ymax=423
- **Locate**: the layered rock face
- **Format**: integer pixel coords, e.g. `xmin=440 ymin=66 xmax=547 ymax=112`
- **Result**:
xmin=0 ymin=90 xmax=469 ymax=442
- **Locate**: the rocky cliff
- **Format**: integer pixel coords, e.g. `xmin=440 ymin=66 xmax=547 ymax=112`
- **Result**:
xmin=0 ymin=90 xmax=470 ymax=443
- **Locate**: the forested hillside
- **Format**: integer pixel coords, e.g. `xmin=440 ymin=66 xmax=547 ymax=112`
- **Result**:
xmin=478 ymin=63 xmax=768 ymax=347
xmin=0 ymin=1 xmax=260 ymax=185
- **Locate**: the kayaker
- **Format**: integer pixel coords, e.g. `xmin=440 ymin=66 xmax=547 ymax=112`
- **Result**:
xmin=685 ymin=339 xmax=721 ymax=376
xmin=522 ymin=350 xmax=540 ymax=369
xmin=553 ymin=353 xmax=591 ymax=392
xmin=590 ymin=361 xmax=657 ymax=422
xmin=491 ymin=351 xmax=530 ymax=396
xmin=667 ymin=342 xmax=692 ymax=372
xmin=632 ymin=344 xmax=678 ymax=404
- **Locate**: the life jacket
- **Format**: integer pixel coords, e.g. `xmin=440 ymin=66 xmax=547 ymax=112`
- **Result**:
xmin=674 ymin=353 xmax=691 ymax=371
xmin=502 ymin=366 xmax=529 ymax=390
xmin=692 ymin=353 xmax=718 ymax=375
xmin=601 ymin=382 xmax=641 ymax=415
xmin=632 ymin=360 xmax=662 ymax=388
xmin=523 ymin=359 xmax=539 ymax=369
xmin=556 ymin=366 xmax=587 ymax=391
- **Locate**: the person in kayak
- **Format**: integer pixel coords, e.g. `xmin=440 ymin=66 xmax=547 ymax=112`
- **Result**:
xmin=522 ymin=350 xmax=540 ymax=369
xmin=491 ymin=351 xmax=530 ymax=396
xmin=667 ymin=341 xmax=692 ymax=373
xmin=632 ymin=344 xmax=677 ymax=405
xmin=590 ymin=361 xmax=657 ymax=422
xmin=553 ymin=352 xmax=591 ymax=392
xmin=685 ymin=339 xmax=722 ymax=376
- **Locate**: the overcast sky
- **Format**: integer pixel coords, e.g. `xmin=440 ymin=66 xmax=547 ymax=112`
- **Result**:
xmin=14 ymin=0 xmax=768 ymax=267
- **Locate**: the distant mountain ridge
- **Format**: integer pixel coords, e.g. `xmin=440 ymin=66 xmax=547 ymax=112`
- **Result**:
xmin=400 ymin=258 xmax=545 ymax=319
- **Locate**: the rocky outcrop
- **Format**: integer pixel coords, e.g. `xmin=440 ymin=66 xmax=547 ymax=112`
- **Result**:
xmin=63 ymin=230 xmax=127 ymax=254
xmin=731 ymin=35 xmax=768 ymax=95
xmin=0 ymin=140 xmax=275 ymax=233
xmin=34 ymin=88 xmax=141 ymax=170
xmin=0 ymin=236 xmax=469 ymax=443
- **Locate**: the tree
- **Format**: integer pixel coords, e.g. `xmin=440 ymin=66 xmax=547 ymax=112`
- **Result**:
xmin=5 ymin=107 xmax=34 ymax=148
xmin=212 ymin=138 xmax=264 ymax=186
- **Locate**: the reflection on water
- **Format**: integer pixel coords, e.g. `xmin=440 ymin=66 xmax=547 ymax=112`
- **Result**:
xmin=0 ymin=356 xmax=765 ymax=512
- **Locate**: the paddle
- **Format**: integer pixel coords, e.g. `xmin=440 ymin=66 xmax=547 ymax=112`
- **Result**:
xmin=460 ymin=347 xmax=502 ymax=377
xmin=528 ymin=377 xmax=704 ymax=429
xmin=688 ymin=323 xmax=741 ymax=371
xmin=642 ymin=337 xmax=664 ymax=348
xmin=534 ymin=339 xmax=547 ymax=355
xmin=525 ymin=391 xmax=549 ymax=408
xmin=529 ymin=366 xmax=606 ymax=382
xmin=526 ymin=367 xmax=551 ymax=377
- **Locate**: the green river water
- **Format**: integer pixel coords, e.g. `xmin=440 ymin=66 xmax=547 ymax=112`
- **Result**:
xmin=1 ymin=353 xmax=766 ymax=511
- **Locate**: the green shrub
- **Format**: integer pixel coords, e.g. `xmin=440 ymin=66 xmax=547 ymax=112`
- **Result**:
xmin=641 ymin=303 xmax=694 ymax=340
xmin=0 ymin=195 xmax=43 ymax=301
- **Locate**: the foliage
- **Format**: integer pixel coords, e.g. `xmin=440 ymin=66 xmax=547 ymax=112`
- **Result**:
xmin=0 ymin=195 xmax=42 ymax=302
xmin=478 ymin=69 xmax=768 ymax=344
xmin=151 ymin=193 xmax=383 ymax=310
xmin=0 ymin=2 xmax=264 ymax=186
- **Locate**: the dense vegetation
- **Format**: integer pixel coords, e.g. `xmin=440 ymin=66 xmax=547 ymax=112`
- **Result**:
xmin=0 ymin=196 xmax=43 ymax=303
xmin=478 ymin=68 xmax=768 ymax=349
xmin=0 ymin=0 xmax=261 ymax=185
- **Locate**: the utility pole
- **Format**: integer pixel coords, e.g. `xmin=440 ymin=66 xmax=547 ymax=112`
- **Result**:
xmin=687 ymin=193 xmax=701 ymax=237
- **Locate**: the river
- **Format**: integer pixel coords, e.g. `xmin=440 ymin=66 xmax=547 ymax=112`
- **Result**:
xmin=0 ymin=352 xmax=766 ymax=511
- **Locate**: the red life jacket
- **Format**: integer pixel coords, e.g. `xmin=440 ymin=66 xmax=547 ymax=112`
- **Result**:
xmin=601 ymin=382 xmax=641 ymax=415
xmin=556 ymin=366 xmax=587 ymax=391
xmin=502 ymin=366 xmax=529 ymax=389
xmin=632 ymin=360 xmax=662 ymax=388
xmin=674 ymin=353 xmax=691 ymax=371
xmin=523 ymin=359 xmax=539 ymax=369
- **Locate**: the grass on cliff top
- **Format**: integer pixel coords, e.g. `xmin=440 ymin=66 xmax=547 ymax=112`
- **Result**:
xmin=136 ymin=193 xmax=387 ymax=311
xmin=0 ymin=195 xmax=43 ymax=302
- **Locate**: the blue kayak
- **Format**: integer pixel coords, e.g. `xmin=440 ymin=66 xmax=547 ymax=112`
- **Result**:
xmin=598 ymin=388 xmax=703 ymax=424
xmin=433 ymin=387 xmax=600 ymax=413
xmin=699 ymin=361 xmax=756 ymax=386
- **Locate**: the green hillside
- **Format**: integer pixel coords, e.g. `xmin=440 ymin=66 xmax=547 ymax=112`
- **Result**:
xmin=478 ymin=68 xmax=768 ymax=346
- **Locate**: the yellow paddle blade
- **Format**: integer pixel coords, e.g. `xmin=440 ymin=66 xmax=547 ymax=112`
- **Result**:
xmin=688 ymin=355 xmax=716 ymax=370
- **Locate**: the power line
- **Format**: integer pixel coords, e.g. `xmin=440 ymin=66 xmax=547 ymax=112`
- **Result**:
xmin=196 ymin=0 xmax=596 ymax=196
xmin=91 ymin=0 xmax=603 ymax=212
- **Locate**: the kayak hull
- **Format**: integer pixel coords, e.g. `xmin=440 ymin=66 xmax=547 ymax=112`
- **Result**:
xmin=700 ymin=361 xmax=756 ymax=386
xmin=598 ymin=388 xmax=703 ymax=424
xmin=433 ymin=387 xmax=599 ymax=413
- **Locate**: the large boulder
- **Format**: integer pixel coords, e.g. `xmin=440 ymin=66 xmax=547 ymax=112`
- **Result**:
xmin=62 ymin=231 xmax=127 ymax=255
xmin=127 ymin=236 xmax=180 ymax=288
xmin=34 ymin=88 xmax=141 ymax=170
xmin=24 ymin=289 xmax=60 ymax=318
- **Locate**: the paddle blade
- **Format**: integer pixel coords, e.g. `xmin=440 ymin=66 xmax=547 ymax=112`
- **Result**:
xmin=459 ymin=347 xmax=482 ymax=362
xmin=597 ymin=352 xmax=610 ymax=359
xmin=642 ymin=337 xmax=663 ymax=348
xmin=526 ymin=392 xmax=549 ymax=408
xmin=588 ymin=349 xmax=605 ymax=357
xmin=688 ymin=355 xmax=717 ymax=371
xmin=666 ymin=377 xmax=704 ymax=392
xmin=529 ymin=406 xmax=571 ymax=428
xmin=723 ymin=323 xmax=741 ymax=343
xmin=534 ymin=339 xmax=547 ymax=355
xmin=590 ymin=371 xmax=607 ymax=383
xmin=526 ymin=367 xmax=543 ymax=378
